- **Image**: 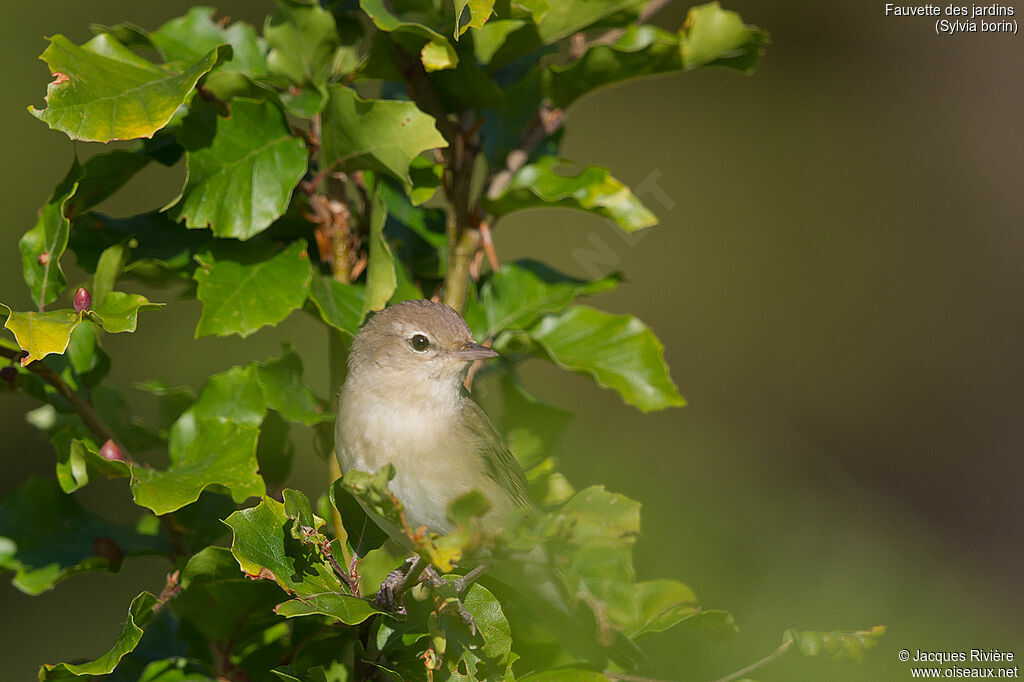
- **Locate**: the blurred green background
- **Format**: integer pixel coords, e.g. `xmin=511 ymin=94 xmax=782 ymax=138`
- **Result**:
xmin=2 ymin=2 xmax=1022 ymax=680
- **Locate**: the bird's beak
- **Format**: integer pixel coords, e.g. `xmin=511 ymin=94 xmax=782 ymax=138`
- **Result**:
xmin=451 ymin=342 xmax=499 ymax=361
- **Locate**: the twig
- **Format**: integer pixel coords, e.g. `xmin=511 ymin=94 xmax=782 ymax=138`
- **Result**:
xmin=483 ymin=103 xmax=564 ymax=203
xmin=579 ymin=0 xmax=674 ymax=53
xmin=0 ymin=346 xmax=123 ymax=451
xmin=153 ymin=570 xmax=181 ymax=612
xmin=709 ymin=638 xmax=794 ymax=682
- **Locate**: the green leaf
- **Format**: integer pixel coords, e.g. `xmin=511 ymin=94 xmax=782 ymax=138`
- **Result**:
xmin=30 ymin=34 xmax=227 ymax=142
xmin=275 ymin=592 xmax=382 ymax=625
xmin=545 ymin=25 xmax=683 ymax=109
xmin=784 ymin=625 xmax=886 ymax=663
xmin=624 ymin=579 xmax=700 ymax=638
xmin=224 ymin=495 xmax=346 ymax=595
xmin=532 ymin=0 xmax=645 ymax=42
xmin=265 ymin=0 xmax=341 ymax=88
xmin=321 ymin=85 xmax=448 ymax=188
xmin=168 ymin=99 xmax=308 ymax=240
xmin=53 ymin=434 xmax=130 ymax=494
xmin=481 ymin=259 xmax=619 ymax=336
xmin=330 ymin=478 xmax=389 ymax=557
xmin=132 ymin=420 xmax=263 ymax=515
xmin=151 ymin=7 xmax=268 ymax=75
xmin=193 ymin=239 xmax=314 ymax=338
xmin=90 ymin=292 xmax=163 ymax=333
xmin=497 ymin=369 xmax=572 ymax=471
xmin=38 ymin=591 xmax=159 ymax=679
xmin=19 ymin=159 xmax=82 ymax=308
xmin=66 ymin=149 xmax=153 ymax=218
xmin=1 ymin=306 xmax=82 ymax=366
xmin=527 ymin=305 xmax=685 ymax=412
xmin=256 ymin=346 xmax=328 ymax=425
xmin=0 ymin=477 xmax=165 ymax=595
xmin=360 ymin=0 xmax=459 ymax=71
xmin=455 ymin=0 xmax=495 ymax=37
xmin=308 ymin=277 xmax=365 ymax=335
xmin=680 ymin=2 xmax=768 ymax=72
xmin=172 ymin=546 xmax=284 ymax=642
xmin=483 ymin=156 xmax=657 ymax=233
xmin=92 ymin=243 xmax=127 ymax=307
xmin=362 ymin=187 xmax=396 ymax=317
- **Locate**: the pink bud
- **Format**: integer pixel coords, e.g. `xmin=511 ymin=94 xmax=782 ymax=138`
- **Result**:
xmin=73 ymin=287 xmax=91 ymax=313
xmin=99 ymin=439 xmax=126 ymax=463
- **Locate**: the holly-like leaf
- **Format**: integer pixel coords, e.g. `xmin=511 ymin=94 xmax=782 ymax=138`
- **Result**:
xmin=168 ymin=99 xmax=308 ymax=240
xmin=545 ymin=25 xmax=683 ymax=109
xmin=265 ymin=0 xmax=341 ymax=88
xmin=680 ymin=2 xmax=768 ymax=72
xmin=526 ymin=306 xmax=685 ymax=412
xmin=455 ymin=0 xmax=496 ymax=37
xmin=0 ymin=477 xmax=165 ymax=595
xmin=193 ymin=239 xmax=313 ymax=338
xmin=362 ymin=187 xmax=396 ymax=317
xmin=38 ymin=591 xmax=159 ymax=680
xmin=29 ymin=34 xmax=227 ymax=142
xmin=321 ymin=85 xmax=448 ymax=188
xmin=360 ymin=0 xmax=459 ymax=71
xmin=785 ymin=626 xmax=886 ymax=663
xmin=150 ymin=7 xmax=268 ymax=75
xmin=532 ymin=0 xmax=645 ymax=43
xmin=19 ymin=160 xmax=82 ymax=308
xmin=481 ymin=259 xmax=619 ymax=336
xmin=308 ymin=277 xmax=365 ymax=336
xmin=1 ymin=306 xmax=82 ymax=366
xmin=90 ymin=292 xmax=163 ymax=333
xmin=275 ymin=592 xmax=382 ymax=625
xmin=483 ymin=156 xmax=657 ymax=233
xmin=256 ymin=346 xmax=328 ymax=425
xmin=225 ymin=495 xmax=345 ymax=595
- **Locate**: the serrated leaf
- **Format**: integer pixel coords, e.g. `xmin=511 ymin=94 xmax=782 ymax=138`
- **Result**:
xmin=308 ymin=276 xmax=365 ymax=335
xmin=38 ymin=591 xmax=159 ymax=679
xmin=91 ymin=292 xmax=163 ymax=333
xmin=193 ymin=239 xmax=313 ymax=338
xmin=321 ymin=85 xmax=448 ymax=188
xmin=481 ymin=259 xmax=619 ymax=336
xmin=680 ymin=2 xmax=768 ymax=72
xmin=1 ymin=306 xmax=82 ymax=366
xmin=0 ymin=477 xmax=165 ymax=595
xmin=545 ymin=25 xmax=683 ymax=109
xmin=168 ymin=99 xmax=308 ymax=240
xmin=527 ymin=305 xmax=685 ymax=412
xmin=256 ymin=346 xmax=328 ymax=425
xmin=225 ymin=495 xmax=344 ymax=595
xmin=484 ymin=156 xmax=657 ymax=233
xmin=275 ymin=592 xmax=382 ymax=625
xmin=532 ymin=0 xmax=645 ymax=42
xmin=785 ymin=625 xmax=886 ymax=663
xmin=265 ymin=0 xmax=341 ymax=87
xmin=360 ymin=0 xmax=459 ymax=71
xmin=362 ymin=186 xmax=396 ymax=317
xmin=151 ymin=7 xmax=268 ymax=75
xmin=19 ymin=160 xmax=82 ymax=308
xmin=30 ymin=34 xmax=227 ymax=142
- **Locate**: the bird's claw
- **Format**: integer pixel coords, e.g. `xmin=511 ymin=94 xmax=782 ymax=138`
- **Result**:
xmin=372 ymin=557 xmax=419 ymax=615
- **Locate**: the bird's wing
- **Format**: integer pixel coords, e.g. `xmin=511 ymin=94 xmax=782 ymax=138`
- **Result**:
xmin=459 ymin=396 xmax=533 ymax=509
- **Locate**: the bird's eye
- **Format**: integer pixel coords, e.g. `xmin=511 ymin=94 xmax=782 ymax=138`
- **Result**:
xmin=409 ymin=334 xmax=431 ymax=352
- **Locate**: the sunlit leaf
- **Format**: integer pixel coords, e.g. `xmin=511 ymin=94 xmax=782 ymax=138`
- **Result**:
xmin=91 ymin=242 xmax=127 ymax=308
xmin=38 ymin=591 xmax=159 ymax=679
xmin=785 ymin=625 xmax=886 ymax=663
xmin=360 ymin=0 xmax=459 ymax=71
xmin=362 ymin=187 xmax=396 ymax=316
xmin=483 ymin=156 xmax=657 ymax=233
xmin=265 ymin=0 xmax=340 ymax=87
xmin=532 ymin=0 xmax=645 ymax=42
xmin=0 ymin=477 xmax=165 ymax=595
xmin=53 ymin=433 xmax=130 ymax=494
xmin=680 ymin=2 xmax=768 ymax=72
xmin=455 ymin=0 xmax=496 ymax=37
xmin=193 ymin=239 xmax=313 ymax=338
xmin=526 ymin=305 xmax=685 ymax=412
xmin=151 ymin=7 xmax=268 ymax=75
xmin=29 ymin=34 xmax=227 ymax=142
xmin=1 ymin=306 xmax=82 ymax=366
xmin=168 ymin=99 xmax=308 ymax=240
xmin=308 ymin=277 xmax=365 ymax=336
xmin=275 ymin=592 xmax=382 ymax=625
xmin=321 ymin=85 xmax=447 ymax=188
xmin=481 ymin=259 xmax=619 ymax=336
xmin=19 ymin=160 xmax=82 ymax=308
xmin=90 ymin=292 xmax=163 ymax=333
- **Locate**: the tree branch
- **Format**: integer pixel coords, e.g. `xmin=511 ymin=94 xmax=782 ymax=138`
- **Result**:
xmin=710 ymin=638 xmax=793 ymax=682
xmin=1 ymin=345 xmax=122 ymax=450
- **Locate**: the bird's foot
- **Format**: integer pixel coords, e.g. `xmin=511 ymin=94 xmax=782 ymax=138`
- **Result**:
xmin=372 ymin=556 xmax=421 ymax=615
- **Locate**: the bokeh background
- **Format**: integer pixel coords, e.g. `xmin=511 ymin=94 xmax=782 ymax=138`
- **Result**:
xmin=2 ymin=1 xmax=1022 ymax=679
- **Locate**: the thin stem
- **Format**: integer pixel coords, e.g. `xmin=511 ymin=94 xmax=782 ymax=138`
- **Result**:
xmin=710 ymin=638 xmax=793 ymax=682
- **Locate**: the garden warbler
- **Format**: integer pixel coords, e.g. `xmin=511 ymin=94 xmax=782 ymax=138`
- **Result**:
xmin=334 ymin=299 xmax=531 ymax=540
